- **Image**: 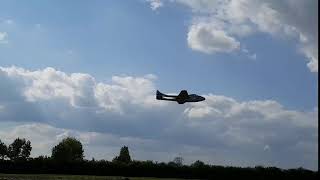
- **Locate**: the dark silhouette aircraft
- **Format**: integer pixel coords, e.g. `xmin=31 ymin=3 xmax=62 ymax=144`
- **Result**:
xmin=156 ymin=90 xmax=205 ymax=104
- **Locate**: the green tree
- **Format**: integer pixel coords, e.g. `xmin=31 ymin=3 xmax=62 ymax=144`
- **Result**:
xmin=51 ymin=137 xmax=84 ymax=162
xmin=7 ymin=138 xmax=32 ymax=161
xmin=173 ymin=156 xmax=183 ymax=166
xmin=113 ymin=146 xmax=131 ymax=163
xmin=191 ymin=160 xmax=206 ymax=168
xmin=0 ymin=139 xmax=7 ymax=160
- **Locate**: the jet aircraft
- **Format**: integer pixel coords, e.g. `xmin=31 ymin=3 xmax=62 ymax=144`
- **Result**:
xmin=156 ymin=90 xmax=205 ymax=104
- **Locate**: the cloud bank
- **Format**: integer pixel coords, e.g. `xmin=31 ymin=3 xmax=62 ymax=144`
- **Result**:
xmin=0 ymin=66 xmax=317 ymax=170
xmin=146 ymin=0 xmax=318 ymax=72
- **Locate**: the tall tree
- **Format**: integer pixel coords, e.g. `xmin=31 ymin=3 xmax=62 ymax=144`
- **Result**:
xmin=113 ymin=146 xmax=131 ymax=163
xmin=52 ymin=137 xmax=84 ymax=162
xmin=173 ymin=156 xmax=183 ymax=166
xmin=191 ymin=160 xmax=206 ymax=168
xmin=0 ymin=139 xmax=7 ymax=160
xmin=7 ymin=138 xmax=32 ymax=161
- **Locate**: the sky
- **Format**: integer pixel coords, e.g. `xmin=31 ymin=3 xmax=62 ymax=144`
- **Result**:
xmin=0 ymin=0 xmax=318 ymax=170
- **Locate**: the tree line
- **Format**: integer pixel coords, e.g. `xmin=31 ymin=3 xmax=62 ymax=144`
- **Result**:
xmin=0 ymin=137 xmax=317 ymax=179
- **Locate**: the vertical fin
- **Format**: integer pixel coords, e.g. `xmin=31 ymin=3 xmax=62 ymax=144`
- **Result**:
xmin=178 ymin=90 xmax=189 ymax=98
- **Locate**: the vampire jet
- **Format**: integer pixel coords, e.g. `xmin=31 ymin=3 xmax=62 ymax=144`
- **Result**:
xmin=156 ymin=90 xmax=205 ymax=104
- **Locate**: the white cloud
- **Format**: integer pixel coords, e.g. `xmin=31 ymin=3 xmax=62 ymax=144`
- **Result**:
xmin=228 ymin=24 xmax=255 ymax=37
xmin=241 ymin=48 xmax=257 ymax=60
xmin=146 ymin=0 xmax=164 ymax=11
xmin=175 ymin=0 xmax=225 ymax=13
xmin=0 ymin=32 xmax=8 ymax=43
xmin=184 ymin=106 xmax=216 ymax=118
xmin=0 ymin=66 xmax=162 ymax=113
xmin=187 ymin=23 xmax=240 ymax=53
xmin=301 ymin=44 xmax=318 ymax=73
xmin=0 ymin=66 xmax=317 ymax=169
xmin=154 ymin=0 xmax=318 ymax=72
xmin=184 ymin=95 xmax=317 ymax=129
xmin=1 ymin=67 xmax=96 ymax=107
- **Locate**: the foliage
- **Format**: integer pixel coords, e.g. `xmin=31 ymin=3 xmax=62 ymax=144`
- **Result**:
xmin=190 ymin=160 xmax=206 ymax=168
xmin=113 ymin=146 xmax=131 ymax=163
xmin=172 ymin=157 xmax=183 ymax=166
xmin=0 ymin=139 xmax=7 ymax=160
xmin=0 ymin=137 xmax=317 ymax=179
xmin=51 ymin=137 xmax=84 ymax=163
xmin=7 ymin=138 xmax=32 ymax=161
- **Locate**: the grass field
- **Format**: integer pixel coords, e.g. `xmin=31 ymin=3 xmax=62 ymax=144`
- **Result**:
xmin=0 ymin=174 xmax=186 ymax=180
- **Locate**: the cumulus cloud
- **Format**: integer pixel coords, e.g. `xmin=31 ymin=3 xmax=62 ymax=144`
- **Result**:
xmin=228 ymin=24 xmax=255 ymax=37
xmin=184 ymin=95 xmax=317 ymax=129
xmin=146 ymin=0 xmax=318 ymax=72
xmin=0 ymin=66 xmax=317 ymax=169
xmin=0 ymin=66 xmax=162 ymax=113
xmin=187 ymin=23 xmax=240 ymax=53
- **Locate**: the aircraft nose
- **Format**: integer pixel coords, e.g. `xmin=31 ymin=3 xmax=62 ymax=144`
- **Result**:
xmin=201 ymin=96 xmax=205 ymax=101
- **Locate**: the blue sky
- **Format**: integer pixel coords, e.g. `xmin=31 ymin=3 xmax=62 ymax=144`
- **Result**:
xmin=0 ymin=0 xmax=317 ymax=109
xmin=0 ymin=0 xmax=318 ymax=170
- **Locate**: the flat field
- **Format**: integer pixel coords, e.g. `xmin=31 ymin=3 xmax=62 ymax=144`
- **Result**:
xmin=0 ymin=174 xmax=186 ymax=180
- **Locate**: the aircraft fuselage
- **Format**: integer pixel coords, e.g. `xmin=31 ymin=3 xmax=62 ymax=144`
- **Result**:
xmin=156 ymin=90 xmax=205 ymax=104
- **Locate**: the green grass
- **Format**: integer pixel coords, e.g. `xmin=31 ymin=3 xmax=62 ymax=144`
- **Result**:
xmin=0 ymin=174 xmax=185 ymax=180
